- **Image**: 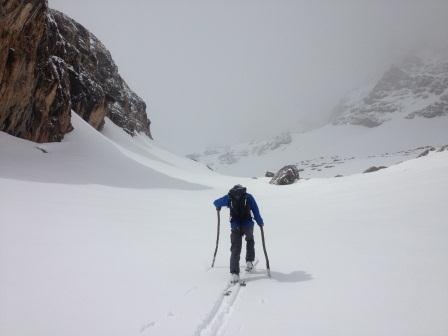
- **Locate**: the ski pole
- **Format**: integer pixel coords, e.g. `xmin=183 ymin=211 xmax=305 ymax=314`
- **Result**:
xmin=211 ymin=209 xmax=221 ymax=268
xmin=260 ymin=225 xmax=271 ymax=277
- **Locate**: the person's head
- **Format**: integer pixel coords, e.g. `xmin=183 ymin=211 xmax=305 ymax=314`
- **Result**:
xmin=229 ymin=184 xmax=246 ymax=200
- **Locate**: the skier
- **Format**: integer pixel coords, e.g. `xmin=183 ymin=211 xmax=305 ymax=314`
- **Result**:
xmin=213 ymin=184 xmax=264 ymax=284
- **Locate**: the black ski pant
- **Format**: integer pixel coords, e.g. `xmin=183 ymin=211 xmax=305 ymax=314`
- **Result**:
xmin=230 ymin=225 xmax=255 ymax=275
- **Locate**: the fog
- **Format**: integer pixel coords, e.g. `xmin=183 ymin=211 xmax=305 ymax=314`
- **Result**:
xmin=49 ymin=0 xmax=448 ymax=154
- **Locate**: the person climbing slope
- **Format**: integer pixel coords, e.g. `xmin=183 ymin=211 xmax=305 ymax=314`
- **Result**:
xmin=213 ymin=184 xmax=264 ymax=284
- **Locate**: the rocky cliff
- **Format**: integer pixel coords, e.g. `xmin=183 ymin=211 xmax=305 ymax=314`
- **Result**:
xmin=331 ymin=51 xmax=448 ymax=127
xmin=0 ymin=0 xmax=151 ymax=143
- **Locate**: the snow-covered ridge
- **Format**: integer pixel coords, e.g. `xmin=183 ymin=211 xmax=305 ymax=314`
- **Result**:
xmin=331 ymin=51 xmax=448 ymax=127
xmin=0 ymin=113 xmax=250 ymax=190
xmin=187 ymin=132 xmax=292 ymax=165
xmin=187 ymin=116 xmax=448 ymax=178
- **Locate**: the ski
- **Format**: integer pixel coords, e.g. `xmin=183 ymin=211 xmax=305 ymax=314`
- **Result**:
xmin=222 ymin=259 xmax=258 ymax=296
xmin=223 ymin=280 xmax=246 ymax=296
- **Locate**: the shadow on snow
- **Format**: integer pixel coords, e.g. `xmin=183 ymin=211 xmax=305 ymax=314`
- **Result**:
xmin=244 ymin=269 xmax=313 ymax=283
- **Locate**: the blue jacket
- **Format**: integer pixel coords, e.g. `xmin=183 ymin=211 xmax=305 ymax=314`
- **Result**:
xmin=213 ymin=193 xmax=264 ymax=229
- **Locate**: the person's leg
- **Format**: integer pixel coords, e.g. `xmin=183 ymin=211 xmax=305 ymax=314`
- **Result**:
xmin=243 ymin=225 xmax=255 ymax=262
xmin=230 ymin=227 xmax=243 ymax=274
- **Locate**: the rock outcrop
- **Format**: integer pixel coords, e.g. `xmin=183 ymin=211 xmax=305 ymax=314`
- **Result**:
xmin=331 ymin=51 xmax=448 ymax=127
xmin=0 ymin=0 xmax=151 ymax=143
xmin=363 ymin=166 xmax=387 ymax=173
xmin=1 ymin=0 xmax=70 ymax=141
xmin=269 ymin=165 xmax=300 ymax=185
xmin=437 ymin=144 xmax=448 ymax=152
xmin=416 ymin=146 xmax=436 ymax=158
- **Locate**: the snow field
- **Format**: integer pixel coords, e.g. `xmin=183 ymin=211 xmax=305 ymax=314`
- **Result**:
xmin=1 ymin=115 xmax=447 ymax=335
xmin=195 ymin=116 xmax=448 ymax=178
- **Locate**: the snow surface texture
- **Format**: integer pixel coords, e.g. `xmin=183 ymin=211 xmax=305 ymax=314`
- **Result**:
xmin=1 ymin=114 xmax=448 ymax=336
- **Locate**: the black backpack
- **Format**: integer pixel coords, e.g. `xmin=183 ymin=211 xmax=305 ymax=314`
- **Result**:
xmin=228 ymin=185 xmax=252 ymax=222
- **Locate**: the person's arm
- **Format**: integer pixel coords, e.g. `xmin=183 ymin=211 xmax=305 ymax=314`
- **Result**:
xmin=248 ymin=194 xmax=264 ymax=226
xmin=213 ymin=195 xmax=229 ymax=210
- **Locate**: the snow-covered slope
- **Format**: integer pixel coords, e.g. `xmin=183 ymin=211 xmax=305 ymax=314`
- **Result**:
xmin=188 ymin=116 xmax=448 ymax=178
xmin=1 ymin=115 xmax=447 ymax=336
xmin=0 ymin=114 xmax=201 ymax=189
xmin=332 ymin=51 xmax=448 ymax=127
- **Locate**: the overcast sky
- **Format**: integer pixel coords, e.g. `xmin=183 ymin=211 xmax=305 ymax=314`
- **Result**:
xmin=49 ymin=0 xmax=448 ymax=154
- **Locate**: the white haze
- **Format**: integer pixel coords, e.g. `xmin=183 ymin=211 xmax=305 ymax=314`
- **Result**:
xmin=49 ymin=0 xmax=448 ymax=154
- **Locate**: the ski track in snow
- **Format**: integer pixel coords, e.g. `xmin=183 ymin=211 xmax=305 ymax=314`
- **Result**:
xmin=193 ymin=281 xmax=244 ymax=336
xmin=194 ymin=263 xmax=259 ymax=336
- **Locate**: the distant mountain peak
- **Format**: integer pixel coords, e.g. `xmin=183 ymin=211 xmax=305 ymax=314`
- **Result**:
xmin=331 ymin=51 xmax=448 ymax=127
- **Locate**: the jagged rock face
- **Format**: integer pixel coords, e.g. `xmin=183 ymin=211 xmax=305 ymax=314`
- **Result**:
xmin=331 ymin=52 xmax=448 ymax=127
xmin=48 ymin=9 xmax=151 ymax=137
xmin=0 ymin=0 xmax=151 ymax=143
xmin=0 ymin=0 xmax=72 ymax=142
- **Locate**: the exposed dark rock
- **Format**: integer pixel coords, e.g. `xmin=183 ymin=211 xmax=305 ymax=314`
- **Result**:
xmin=334 ymin=174 xmax=343 ymax=178
xmin=186 ymin=153 xmax=201 ymax=161
xmin=269 ymin=165 xmax=300 ymax=185
xmin=265 ymin=171 xmax=275 ymax=178
xmin=417 ymin=149 xmax=430 ymax=158
xmin=48 ymin=9 xmax=152 ymax=137
xmin=35 ymin=146 xmax=48 ymax=153
xmin=437 ymin=145 xmax=448 ymax=152
xmin=0 ymin=0 xmax=151 ymax=142
xmin=363 ymin=166 xmax=387 ymax=173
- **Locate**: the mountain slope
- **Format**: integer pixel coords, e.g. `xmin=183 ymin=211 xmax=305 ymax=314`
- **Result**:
xmin=331 ymin=51 xmax=448 ymax=127
xmin=1 ymin=118 xmax=447 ymax=336
xmin=188 ymin=52 xmax=448 ymax=178
xmin=188 ymin=116 xmax=448 ymax=178
xmin=0 ymin=114 xmax=198 ymax=189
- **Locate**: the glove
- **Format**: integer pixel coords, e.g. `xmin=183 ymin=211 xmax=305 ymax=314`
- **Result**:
xmin=216 ymin=207 xmax=221 ymax=211
xmin=258 ymin=222 xmax=264 ymax=227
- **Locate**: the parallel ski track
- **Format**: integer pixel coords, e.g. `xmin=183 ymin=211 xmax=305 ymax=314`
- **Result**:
xmin=194 ymin=261 xmax=259 ymax=336
xmin=193 ymin=281 xmax=244 ymax=336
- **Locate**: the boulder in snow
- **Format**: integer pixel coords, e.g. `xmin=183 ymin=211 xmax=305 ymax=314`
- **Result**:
xmin=269 ymin=165 xmax=300 ymax=185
